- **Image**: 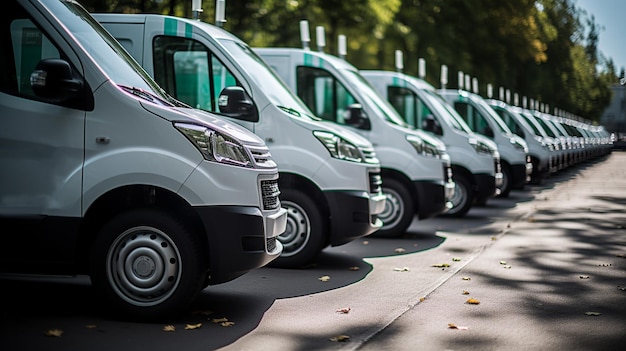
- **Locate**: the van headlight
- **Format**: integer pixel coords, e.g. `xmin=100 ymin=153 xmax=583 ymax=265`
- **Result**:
xmin=511 ymin=138 xmax=528 ymax=153
xmin=406 ymin=135 xmax=441 ymax=158
xmin=175 ymin=123 xmax=252 ymax=167
xmin=468 ymin=137 xmax=492 ymax=155
xmin=313 ymin=131 xmax=364 ymax=162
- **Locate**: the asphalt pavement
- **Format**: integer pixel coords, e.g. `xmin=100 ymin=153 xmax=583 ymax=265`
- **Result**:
xmin=221 ymin=151 xmax=626 ymax=351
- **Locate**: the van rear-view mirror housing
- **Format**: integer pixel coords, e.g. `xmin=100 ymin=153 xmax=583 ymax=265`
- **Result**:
xmin=218 ymin=86 xmax=259 ymax=122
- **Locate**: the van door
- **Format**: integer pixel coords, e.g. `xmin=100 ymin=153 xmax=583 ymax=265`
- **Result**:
xmin=0 ymin=7 xmax=86 ymax=266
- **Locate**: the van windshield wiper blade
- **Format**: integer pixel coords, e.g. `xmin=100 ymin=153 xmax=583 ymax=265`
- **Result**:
xmin=118 ymin=85 xmax=176 ymax=106
xmin=277 ymin=105 xmax=320 ymax=121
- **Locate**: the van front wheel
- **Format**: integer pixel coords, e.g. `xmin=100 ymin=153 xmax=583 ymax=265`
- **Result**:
xmin=270 ymin=189 xmax=326 ymax=268
xmin=374 ymin=178 xmax=414 ymax=237
xmin=90 ymin=209 xmax=205 ymax=320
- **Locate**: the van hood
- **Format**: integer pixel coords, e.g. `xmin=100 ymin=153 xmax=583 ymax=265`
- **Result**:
xmin=140 ymin=102 xmax=266 ymax=147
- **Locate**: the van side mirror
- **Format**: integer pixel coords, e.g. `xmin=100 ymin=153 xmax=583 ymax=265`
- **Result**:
xmin=218 ymin=86 xmax=259 ymax=122
xmin=30 ymin=58 xmax=83 ymax=101
xmin=344 ymin=104 xmax=371 ymax=130
xmin=422 ymin=114 xmax=443 ymax=135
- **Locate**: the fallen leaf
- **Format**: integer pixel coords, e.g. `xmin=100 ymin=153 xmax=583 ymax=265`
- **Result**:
xmin=394 ymin=267 xmax=410 ymax=272
xmin=585 ymin=312 xmax=601 ymax=316
xmin=362 ymin=240 xmax=369 ymax=245
xmin=85 ymin=325 xmax=97 ymax=329
xmin=395 ymin=247 xmax=406 ymax=253
xmin=579 ymin=275 xmax=590 ymax=279
xmin=466 ymin=298 xmax=480 ymax=305
xmin=318 ymin=275 xmax=331 ymax=282
xmin=491 ymin=236 xmax=498 ymax=241
xmin=502 ymin=265 xmax=512 ymax=269
xmin=448 ymin=323 xmax=469 ymax=330
xmin=348 ymin=266 xmax=360 ymax=271
xmin=462 ymin=290 xmax=470 ymax=295
xmin=527 ymin=216 xmax=535 ymax=222
xmin=431 ymin=263 xmax=450 ymax=268
xmin=185 ymin=323 xmax=202 ymax=330
xmin=163 ymin=325 xmax=176 ymax=332
xmin=419 ymin=297 xmax=426 ymax=302
xmin=221 ymin=321 xmax=235 ymax=327
xmin=499 ymin=261 xmax=507 ymax=265
xmin=336 ymin=307 xmax=351 ymax=314
xmin=212 ymin=317 xmax=229 ymax=323
xmin=452 ymin=257 xmax=462 ymax=262
xmin=329 ymin=335 xmax=350 ymax=342
xmin=44 ymin=329 xmax=63 ymax=337
xmin=462 ymin=277 xmax=471 ymax=281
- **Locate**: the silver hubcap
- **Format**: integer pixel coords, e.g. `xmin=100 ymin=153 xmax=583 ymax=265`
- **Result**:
xmin=380 ymin=187 xmax=404 ymax=230
xmin=279 ymin=201 xmax=310 ymax=257
xmin=449 ymin=181 xmax=468 ymax=214
xmin=107 ymin=227 xmax=180 ymax=307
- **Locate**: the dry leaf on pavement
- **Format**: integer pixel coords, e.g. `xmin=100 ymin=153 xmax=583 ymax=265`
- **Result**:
xmin=394 ymin=267 xmax=410 ymax=272
xmin=329 ymin=335 xmax=350 ymax=342
xmin=448 ymin=323 xmax=469 ymax=330
xmin=185 ymin=323 xmax=202 ymax=330
xmin=336 ymin=307 xmax=351 ymax=314
xmin=318 ymin=275 xmax=330 ymax=282
xmin=585 ymin=312 xmax=601 ymax=316
xmin=44 ymin=329 xmax=63 ymax=337
xmin=431 ymin=263 xmax=450 ymax=268
xmin=395 ymin=247 xmax=406 ymax=253
xmin=162 ymin=325 xmax=176 ymax=332
xmin=466 ymin=298 xmax=480 ymax=305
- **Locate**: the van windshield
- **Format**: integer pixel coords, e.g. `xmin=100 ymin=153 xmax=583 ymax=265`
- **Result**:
xmin=48 ymin=0 xmax=178 ymax=105
xmin=470 ymin=95 xmax=513 ymax=134
xmin=421 ymin=89 xmax=473 ymax=134
xmin=219 ymin=39 xmax=317 ymax=120
xmin=343 ymin=70 xmax=409 ymax=127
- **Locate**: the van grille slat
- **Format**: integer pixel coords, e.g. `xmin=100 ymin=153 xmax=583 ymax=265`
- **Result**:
xmin=261 ymin=179 xmax=281 ymax=210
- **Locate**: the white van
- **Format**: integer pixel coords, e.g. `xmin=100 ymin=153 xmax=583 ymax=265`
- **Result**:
xmin=256 ymin=48 xmax=455 ymax=236
xmin=94 ymin=14 xmax=386 ymax=266
xmin=362 ymin=70 xmax=501 ymax=216
xmin=439 ymin=90 xmax=532 ymax=197
xmin=486 ymin=100 xmax=553 ymax=184
xmin=1 ymin=0 xmax=287 ymax=319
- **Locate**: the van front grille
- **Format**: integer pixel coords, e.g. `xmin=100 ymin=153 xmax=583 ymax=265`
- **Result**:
xmin=369 ymin=172 xmax=382 ymax=194
xmin=261 ymin=179 xmax=281 ymax=210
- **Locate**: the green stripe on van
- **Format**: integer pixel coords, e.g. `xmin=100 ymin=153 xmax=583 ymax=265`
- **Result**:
xmin=164 ymin=17 xmax=177 ymax=36
xmin=304 ymin=52 xmax=312 ymax=66
xmin=184 ymin=23 xmax=193 ymax=38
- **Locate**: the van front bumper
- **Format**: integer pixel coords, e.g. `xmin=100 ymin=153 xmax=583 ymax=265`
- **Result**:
xmin=325 ymin=190 xmax=384 ymax=247
xmin=195 ymin=205 xmax=286 ymax=285
xmin=413 ymin=180 xmax=447 ymax=219
xmin=474 ymin=173 xmax=497 ymax=203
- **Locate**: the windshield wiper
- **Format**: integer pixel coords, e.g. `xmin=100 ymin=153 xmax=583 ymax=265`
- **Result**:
xmin=118 ymin=85 xmax=180 ymax=107
xmin=277 ymin=105 xmax=320 ymax=121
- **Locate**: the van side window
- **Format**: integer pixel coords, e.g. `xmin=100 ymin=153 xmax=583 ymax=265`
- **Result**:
xmin=0 ymin=5 xmax=61 ymax=100
xmin=296 ymin=66 xmax=355 ymax=124
xmin=153 ymin=35 xmax=238 ymax=112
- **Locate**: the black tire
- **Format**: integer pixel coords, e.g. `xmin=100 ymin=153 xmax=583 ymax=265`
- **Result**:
xmin=374 ymin=178 xmax=414 ymax=238
xmin=270 ymin=188 xmax=326 ymax=268
xmin=498 ymin=163 xmax=512 ymax=198
xmin=444 ymin=173 xmax=473 ymax=217
xmin=90 ymin=208 xmax=205 ymax=320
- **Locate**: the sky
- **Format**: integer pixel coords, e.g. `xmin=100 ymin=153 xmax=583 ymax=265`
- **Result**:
xmin=574 ymin=0 xmax=626 ymax=73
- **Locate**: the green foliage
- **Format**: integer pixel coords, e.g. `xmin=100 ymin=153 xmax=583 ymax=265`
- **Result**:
xmin=79 ymin=0 xmax=618 ymax=122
